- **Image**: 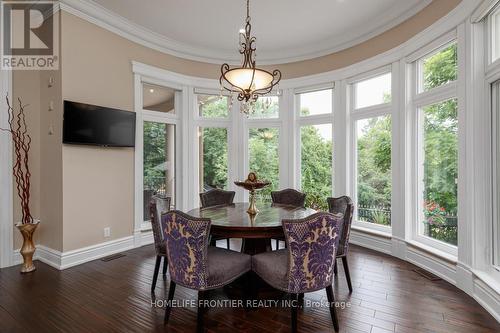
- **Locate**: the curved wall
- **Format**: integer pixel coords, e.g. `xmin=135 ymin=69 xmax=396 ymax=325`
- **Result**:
xmin=12 ymin=1 xmax=461 ymax=250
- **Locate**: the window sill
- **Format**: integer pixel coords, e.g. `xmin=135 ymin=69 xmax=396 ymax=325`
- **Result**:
xmin=351 ymin=224 xmax=392 ymax=238
xmin=406 ymin=240 xmax=457 ymax=265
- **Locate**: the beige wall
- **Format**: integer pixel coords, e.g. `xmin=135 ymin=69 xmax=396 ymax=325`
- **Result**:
xmin=11 ymin=14 xmax=63 ymax=252
xmin=12 ymin=0 xmax=461 ymax=254
xmin=12 ymin=71 xmax=41 ymax=249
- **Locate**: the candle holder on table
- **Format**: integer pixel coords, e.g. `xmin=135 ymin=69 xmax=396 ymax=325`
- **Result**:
xmin=234 ymin=172 xmax=270 ymax=215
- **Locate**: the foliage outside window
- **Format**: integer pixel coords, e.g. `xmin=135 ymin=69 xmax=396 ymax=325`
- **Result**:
xmin=299 ymin=89 xmax=333 ymax=117
xmin=248 ymin=96 xmax=279 ymax=119
xmin=199 ymin=127 xmax=228 ymax=191
xmin=354 ymin=73 xmax=392 ymax=109
xmin=420 ymin=43 xmax=457 ymax=92
xmin=249 ymin=128 xmax=279 ymax=202
xmin=198 ymin=94 xmax=229 ymax=118
xmin=420 ymin=99 xmax=458 ymax=246
xmin=301 ymin=124 xmax=332 ymax=210
xmin=143 ymin=122 xmax=176 ymax=220
xmin=356 ymin=116 xmax=392 ymax=226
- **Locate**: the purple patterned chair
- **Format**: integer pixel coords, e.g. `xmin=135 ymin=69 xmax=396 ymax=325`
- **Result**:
xmin=327 ymin=196 xmax=354 ymax=292
xmin=252 ymin=212 xmax=343 ymax=332
xmin=200 ymin=189 xmax=235 ymax=249
xmin=161 ymin=210 xmax=251 ymax=329
xmin=149 ymin=195 xmax=171 ymax=293
xmin=271 ymin=188 xmax=306 ymax=250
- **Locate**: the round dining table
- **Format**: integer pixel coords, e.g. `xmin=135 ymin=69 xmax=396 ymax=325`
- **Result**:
xmin=187 ymin=202 xmax=317 ymax=255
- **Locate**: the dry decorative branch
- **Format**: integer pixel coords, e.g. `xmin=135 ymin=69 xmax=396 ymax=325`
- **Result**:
xmin=1 ymin=95 xmax=33 ymax=224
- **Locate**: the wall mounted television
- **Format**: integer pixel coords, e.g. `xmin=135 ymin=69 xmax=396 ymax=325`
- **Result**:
xmin=63 ymin=101 xmax=136 ymax=147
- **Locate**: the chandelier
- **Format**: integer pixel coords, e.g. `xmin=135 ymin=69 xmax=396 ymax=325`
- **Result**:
xmin=219 ymin=0 xmax=281 ymax=115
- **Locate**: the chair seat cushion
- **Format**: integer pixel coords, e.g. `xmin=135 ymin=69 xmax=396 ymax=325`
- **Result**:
xmin=207 ymin=247 xmax=251 ymax=289
xmin=251 ymin=249 xmax=288 ymax=291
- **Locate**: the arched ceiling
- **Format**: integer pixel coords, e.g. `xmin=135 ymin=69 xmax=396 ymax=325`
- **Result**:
xmin=89 ymin=0 xmax=432 ymax=64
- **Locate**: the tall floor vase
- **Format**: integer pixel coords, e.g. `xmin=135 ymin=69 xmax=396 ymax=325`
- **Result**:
xmin=16 ymin=221 xmax=39 ymax=273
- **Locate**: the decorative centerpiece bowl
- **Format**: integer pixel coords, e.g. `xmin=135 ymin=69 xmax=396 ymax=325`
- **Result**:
xmin=234 ymin=172 xmax=270 ymax=215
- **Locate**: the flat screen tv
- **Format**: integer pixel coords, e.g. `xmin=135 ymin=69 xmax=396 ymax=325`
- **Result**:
xmin=63 ymin=101 xmax=136 ymax=147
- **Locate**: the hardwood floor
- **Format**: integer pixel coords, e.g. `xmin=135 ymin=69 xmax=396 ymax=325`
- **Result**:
xmin=0 ymin=242 xmax=499 ymax=333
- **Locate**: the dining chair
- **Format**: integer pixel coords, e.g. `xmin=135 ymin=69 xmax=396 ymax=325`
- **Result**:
xmin=327 ymin=196 xmax=354 ymax=293
xmin=149 ymin=195 xmax=171 ymax=293
xmin=200 ymin=189 xmax=235 ymax=249
xmin=271 ymin=188 xmax=306 ymax=249
xmin=252 ymin=212 xmax=343 ymax=332
xmin=271 ymin=188 xmax=306 ymax=208
xmin=161 ymin=210 xmax=251 ymax=330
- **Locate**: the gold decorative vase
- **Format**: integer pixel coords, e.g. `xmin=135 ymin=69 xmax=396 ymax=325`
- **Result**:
xmin=16 ymin=221 xmax=39 ymax=273
xmin=234 ymin=172 xmax=270 ymax=215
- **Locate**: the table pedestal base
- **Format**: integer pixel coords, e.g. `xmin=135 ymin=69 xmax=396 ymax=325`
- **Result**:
xmin=240 ymin=238 xmax=272 ymax=255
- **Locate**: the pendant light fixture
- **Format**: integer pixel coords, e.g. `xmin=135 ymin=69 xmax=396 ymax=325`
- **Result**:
xmin=219 ymin=0 xmax=282 ymax=115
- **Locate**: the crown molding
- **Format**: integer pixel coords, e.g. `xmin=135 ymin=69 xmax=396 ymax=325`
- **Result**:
xmin=59 ymin=0 xmax=433 ymax=65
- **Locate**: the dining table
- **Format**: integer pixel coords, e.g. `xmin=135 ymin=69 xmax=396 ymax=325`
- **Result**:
xmin=187 ymin=202 xmax=317 ymax=255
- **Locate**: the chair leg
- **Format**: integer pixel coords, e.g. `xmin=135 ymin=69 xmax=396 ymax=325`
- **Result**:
xmin=342 ymin=256 xmax=353 ymax=293
xmin=333 ymin=260 xmax=338 ymax=275
xmin=197 ymin=290 xmax=207 ymax=332
xmin=226 ymin=238 xmax=230 ymax=249
xmin=276 ymin=239 xmax=279 ymax=250
xmin=162 ymin=256 xmax=168 ymax=278
xmin=291 ymin=293 xmax=298 ymax=333
xmin=151 ymin=256 xmax=161 ymax=293
xmin=164 ymin=281 xmax=176 ymax=325
xmin=325 ymin=285 xmax=339 ymax=332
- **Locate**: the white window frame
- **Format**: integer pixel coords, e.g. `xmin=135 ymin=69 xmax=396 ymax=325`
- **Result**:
xmin=294 ymin=84 xmax=335 ymax=198
xmin=492 ymin=80 xmax=500 ymax=269
xmin=408 ymin=33 xmax=460 ymax=256
xmin=348 ymin=66 xmax=393 ymax=233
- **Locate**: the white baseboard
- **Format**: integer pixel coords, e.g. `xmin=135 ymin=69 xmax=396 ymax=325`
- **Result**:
xmin=12 ymin=234 xmax=152 ymax=270
xmin=349 ymin=229 xmax=392 ymax=254
xmin=59 ymin=236 xmax=135 ymax=269
xmin=473 ymin=278 xmax=500 ymax=322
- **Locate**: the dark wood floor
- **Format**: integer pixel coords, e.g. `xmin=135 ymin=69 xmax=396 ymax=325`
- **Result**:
xmin=0 ymin=242 xmax=499 ymax=333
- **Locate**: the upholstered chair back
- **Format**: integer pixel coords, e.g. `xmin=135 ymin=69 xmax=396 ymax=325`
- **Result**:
xmin=271 ymin=188 xmax=306 ymax=208
xmin=200 ymin=189 xmax=236 ymax=208
xmin=161 ymin=211 xmax=211 ymax=290
xmin=282 ymin=212 xmax=342 ymax=293
xmin=149 ymin=195 xmax=171 ymax=256
xmin=327 ymin=196 xmax=354 ymax=257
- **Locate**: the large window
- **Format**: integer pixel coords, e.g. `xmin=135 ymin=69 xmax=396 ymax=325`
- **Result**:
xmin=198 ymin=127 xmax=228 ymax=191
xmin=143 ymin=122 xmax=176 ymax=220
xmin=356 ymin=116 xmax=392 ymax=226
xmin=248 ymin=127 xmax=280 ymax=202
xmin=419 ymin=100 xmax=458 ymax=246
xmin=413 ymin=41 xmax=459 ymax=250
xmin=196 ymin=94 xmax=230 ymax=193
xmin=300 ymin=124 xmax=332 ymax=209
xmin=351 ymin=71 xmax=392 ymax=229
xmin=297 ymin=88 xmax=333 ymax=210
